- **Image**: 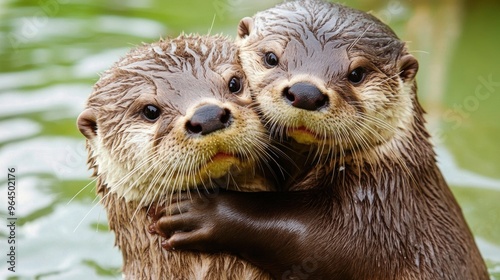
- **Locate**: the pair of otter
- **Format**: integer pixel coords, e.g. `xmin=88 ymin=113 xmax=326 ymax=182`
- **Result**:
xmin=78 ymin=0 xmax=489 ymax=279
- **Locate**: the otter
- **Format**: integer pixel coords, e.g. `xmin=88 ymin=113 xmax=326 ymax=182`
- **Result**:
xmin=77 ymin=34 xmax=275 ymax=279
xmin=148 ymin=1 xmax=490 ymax=279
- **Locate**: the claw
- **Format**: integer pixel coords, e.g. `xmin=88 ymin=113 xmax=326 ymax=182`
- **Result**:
xmin=161 ymin=239 xmax=174 ymax=250
xmin=146 ymin=204 xmax=160 ymax=217
xmin=147 ymin=203 xmax=168 ymax=222
xmin=148 ymin=223 xmax=157 ymax=234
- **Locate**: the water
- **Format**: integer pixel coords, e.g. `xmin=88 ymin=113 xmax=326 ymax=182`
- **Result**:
xmin=1 ymin=0 xmax=499 ymax=279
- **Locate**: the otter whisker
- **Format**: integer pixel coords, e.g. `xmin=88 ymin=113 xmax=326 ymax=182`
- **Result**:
xmin=263 ymin=140 xmax=294 ymax=181
xmin=332 ymin=122 xmax=350 ymax=184
xmin=120 ymin=155 xmax=159 ymax=202
xmin=68 ymin=175 xmax=100 ymax=205
xmin=408 ymin=49 xmax=429 ymax=55
xmin=169 ymin=154 xmax=197 ymax=193
xmin=226 ymin=171 xmax=241 ymax=192
xmin=351 ymin=115 xmax=418 ymax=186
xmin=147 ymin=168 xmax=169 ymax=208
xmin=369 ymin=72 xmax=401 ymax=89
xmin=128 ymin=166 xmax=164 ymax=220
xmin=265 ymin=112 xmax=290 ymax=142
xmin=356 ymin=112 xmax=397 ymax=132
xmin=133 ymin=155 xmax=170 ymax=219
xmin=342 ymin=122 xmax=370 ymax=180
xmin=155 ymin=152 xmax=190 ymax=205
xmin=207 ymin=13 xmax=216 ymax=35
xmin=347 ymin=22 xmax=374 ymax=52
xmin=74 ymin=188 xmax=113 ymax=233
xmin=108 ymin=146 xmax=157 ymax=193
xmin=356 ymin=112 xmax=419 ymax=153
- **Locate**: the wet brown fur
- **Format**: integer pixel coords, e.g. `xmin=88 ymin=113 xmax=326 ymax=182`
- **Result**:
xmin=78 ymin=35 xmax=273 ymax=279
xmin=235 ymin=1 xmax=489 ymax=279
xmin=149 ymin=1 xmax=489 ymax=279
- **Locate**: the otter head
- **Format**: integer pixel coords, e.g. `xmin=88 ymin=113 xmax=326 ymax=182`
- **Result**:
xmin=77 ymin=35 xmax=269 ymax=206
xmin=237 ymin=0 xmax=419 ymax=160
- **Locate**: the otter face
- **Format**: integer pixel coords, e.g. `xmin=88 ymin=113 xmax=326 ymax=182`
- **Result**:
xmin=237 ymin=1 xmax=418 ymax=157
xmin=77 ymin=35 xmax=270 ymax=205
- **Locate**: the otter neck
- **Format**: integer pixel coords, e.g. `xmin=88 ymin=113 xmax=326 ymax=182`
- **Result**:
xmin=317 ymin=108 xmax=472 ymax=277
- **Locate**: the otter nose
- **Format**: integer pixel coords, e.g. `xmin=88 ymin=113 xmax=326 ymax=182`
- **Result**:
xmin=186 ymin=104 xmax=232 ymax=135
xmin=283 ymin=83 xmax=328 ymax=111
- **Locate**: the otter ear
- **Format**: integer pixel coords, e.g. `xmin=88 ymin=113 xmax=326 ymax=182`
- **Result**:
xmin=77 ymin=108 xmax=98 ymax=140
xmin=398 ymin=54 xmax=419 ymax=82
xmin=237 ymin=17 xmax=254 ymax=39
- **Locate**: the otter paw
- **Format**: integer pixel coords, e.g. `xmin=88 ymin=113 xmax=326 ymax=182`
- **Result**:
xmin=154 ymin=198 xmax=218 ymax=252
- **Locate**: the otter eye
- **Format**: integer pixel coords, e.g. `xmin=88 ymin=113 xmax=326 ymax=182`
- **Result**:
xmin=348 ymin=67 xmax=366 ymax=85
xmin=228 ymin=76 xmax=242 ymax=94
xmin=142 ymin=105 xmax=160 ymax=121
xmin=264 ymin=52 xmax=279 ymax=67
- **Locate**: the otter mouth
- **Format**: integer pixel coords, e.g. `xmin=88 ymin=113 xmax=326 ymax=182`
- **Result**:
xmin=287 ymin=126 xmax=322 ymax=145
xmin=154 ymin=151 xmax=250 ymax=193
xmin=201 ymin=151 xmax=246 ymax=179
xmin=211 ymin=152 xmax=237 ymax=161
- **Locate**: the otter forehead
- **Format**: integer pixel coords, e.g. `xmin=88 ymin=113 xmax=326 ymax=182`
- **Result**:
xmin=251 ymin=0 xmax=404 ymax=66
xmin=119 ymin=36 xmax=238 ymax=73
xmin=91 ymin=35 xmax=243 ymax=114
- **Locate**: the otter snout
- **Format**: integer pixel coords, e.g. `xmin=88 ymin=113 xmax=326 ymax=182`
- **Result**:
xmin=186 ymin=104 xmax=232 ymax=135
xmin=283 ymin=82 xmax=328 ymax=111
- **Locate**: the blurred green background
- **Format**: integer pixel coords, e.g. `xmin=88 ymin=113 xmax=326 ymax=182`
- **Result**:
xmin=0 ymin=0 xmax=499 ymax=279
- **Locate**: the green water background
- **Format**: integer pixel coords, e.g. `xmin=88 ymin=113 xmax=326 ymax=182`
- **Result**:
xmin=0 ymin=0 xmax=499 ymax=279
